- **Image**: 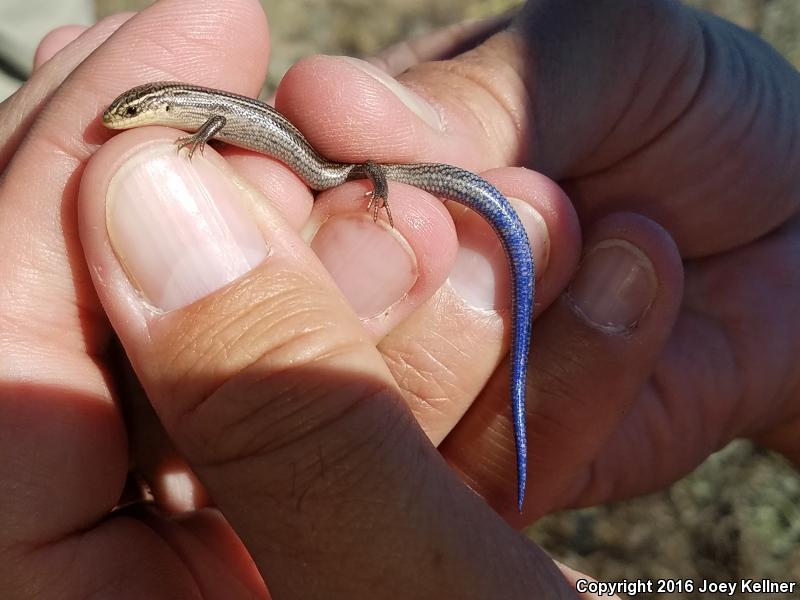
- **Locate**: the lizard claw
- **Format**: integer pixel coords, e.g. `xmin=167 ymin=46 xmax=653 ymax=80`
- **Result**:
xmin=175 ymin=134 xmax=205 ymax=159
xmin=366 ymin=192 xmax=393 ymax=228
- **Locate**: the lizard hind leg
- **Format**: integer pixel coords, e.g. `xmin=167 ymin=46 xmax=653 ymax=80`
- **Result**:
xmin=360 ymin=160 xmax=393 ymax=227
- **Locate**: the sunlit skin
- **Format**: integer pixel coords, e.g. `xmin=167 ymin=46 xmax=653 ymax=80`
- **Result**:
xmin=0 ymin=0 xmax=798 ymax=598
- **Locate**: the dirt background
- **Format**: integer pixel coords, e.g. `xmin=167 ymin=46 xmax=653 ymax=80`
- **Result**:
xmin=94 ymin=1 xmax=800 ymax=597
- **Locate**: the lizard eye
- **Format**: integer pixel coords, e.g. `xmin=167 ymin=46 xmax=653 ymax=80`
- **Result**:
xmin=125 ymin=106 xmax=138 ymax=117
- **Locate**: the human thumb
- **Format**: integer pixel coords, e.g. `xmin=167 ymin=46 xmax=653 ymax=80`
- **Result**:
xmin=79 ymin=125 xmax=576 ymax=599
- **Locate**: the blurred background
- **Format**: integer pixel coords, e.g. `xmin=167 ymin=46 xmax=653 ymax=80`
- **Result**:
xmin=2 ymin=1 xmax=799 ymax=597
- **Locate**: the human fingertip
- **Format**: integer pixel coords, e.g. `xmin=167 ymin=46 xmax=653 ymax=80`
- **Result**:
xmin=33 ymin=25 xmax=88 ymax=70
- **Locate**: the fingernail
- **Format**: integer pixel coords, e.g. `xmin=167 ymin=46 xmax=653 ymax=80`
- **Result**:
xmin=567 ymin=240 xmax=657 ymax=332
xmin=160 ymin=471 xmax=200 ymax=512
xmin=106 ymin=144 xmax=268 ymax=311
xmin=310 ymin=216 xmax=417 ymax=319
xmin=340 ymin=57 xmax=442 ymax=130
xmin=449 ymin=199 xmax=548 ymax=309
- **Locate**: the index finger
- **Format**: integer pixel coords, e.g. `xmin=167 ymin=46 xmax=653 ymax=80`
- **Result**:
xmin=0 ymin=0 xmax=270 ymax=553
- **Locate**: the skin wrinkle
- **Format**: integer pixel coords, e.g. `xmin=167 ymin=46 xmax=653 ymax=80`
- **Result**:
xmin=576 ymin=11 xmax=706 ymax=180
xmin=763 ymin=222 xmax=800 ymax=422
xmin=21 ymin=135 xmax=84 ymax=183
xmin=633 ymin=18 xmax=704 ymax=139
xmin=116 ymin=5 xmax=265 ymax=85
xmin=672 ymin=19 xmax=789 ymax=231
xmin=529 ymin=341 xmax=599 ymax=419
xmin=608 ymin=3 xmax=665 ymax=124
xmin=90 ymin=525 xmax=205 ymax=600
xmin=181 ymin=9 xmax=245 ymax=44
xmin=428 ymin=325 xmax=471 ymax=357
xmin=678 ymin=276 xmax=749 ymax=436
xmin=202 ymin=296 xmax=323 ymax=367
xmin=429 ymin=51 xmax=523 ymax=167
xmin=467 ymin=36 xmax=529 ymax=130
xmin=576 ymin=10 xmax=798 ymax=254
xmin=318 ymin=391 xmax=416 ymax=495
xmin=377 ymin=348 xmax=417 ymax=389
xmin=259 ymin=459 xmax=375 ymax=555
xmin=257 ymin=310 xmax=367 ymax=368
xmin=645 ymin=369 xmax=692 ymax=470
xmin=785 ymin=106 xmax=799 ymax=159
xmin=174 ymin=331 xmax=388 ymax=464
xmin=190 ymin=378 xmax=362 ymax=470
xmin=584 ymin=9 xmax=663 ymax=168
xmin=723 ymin=43 xmax=800 ymax=228
xmin=380 ymin=343 xmax=453 ymax=407
xmin=558 ymin=455 xmax=600 ymax=510
xmin=84 ymin=17 xmax=266 ymax=135
xmin=766 ymin=137 xmax=799 ymax=225
xmin=536 ymin=3 xmax=706 ymax=180
xmin=525 ymin=397 xmax=581 ymax=447
xmin=706 ymin=41 xmax=770 ymax=187
xmin=87 ymin=529 xmax=160 ymax=598
xmin=0 ymin=301 xmax=94 ymax=357
xmin=76 ymin=563 xmax=127 ymax=600
xmin=381 ymin=333 xmax=468 ymax=412
xmin=715 ymin=321 xmax=752 ymax=442
xmin=32 ymin=539 xmax=82 ymax=597
xmin=162 ymin=308 xmax=325 ymax=417
xmin=3 ymin=322 xmax=108 ymax=380
xmin=112 ymin=526 xmax=211 ymax=600
xmin=571 ymin=388 xmax=662 ymax=505
xmin=404 ymin=377 xmax=454 ymax=417
xmin=158 ymin=268 xmax=329 ymax=378
xmin=728 ymin=27 xmax=762 ymax=133
xmin=632 ymin=403 xmax=664 ymax=492
xmin=578 ymin=442 xmax=619 ymax=507
xmin=398 ymin=330 xmax=464 ymax=382
xmin=663 ymin=350 xmax=732 ymax=468
xmin=199 ymin=387 xmax=408 ymax=516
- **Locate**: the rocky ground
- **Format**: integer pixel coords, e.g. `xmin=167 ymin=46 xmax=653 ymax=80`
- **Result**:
xmin=95 ymin=2 xmax=800 ymax=597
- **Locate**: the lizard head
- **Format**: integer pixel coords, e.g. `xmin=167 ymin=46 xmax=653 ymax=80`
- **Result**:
xmin=103 ymin=82 xmax=182 ymax=129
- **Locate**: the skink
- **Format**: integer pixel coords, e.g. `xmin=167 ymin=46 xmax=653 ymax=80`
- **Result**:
xmin=103 ymin=82 xmax=535 ymax=512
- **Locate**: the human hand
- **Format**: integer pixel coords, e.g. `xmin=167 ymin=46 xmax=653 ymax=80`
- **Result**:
xmin=271 ymin=0 xmax=800 ymax=522
xmin=0 ymin=0 xmax=611 ymax=597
